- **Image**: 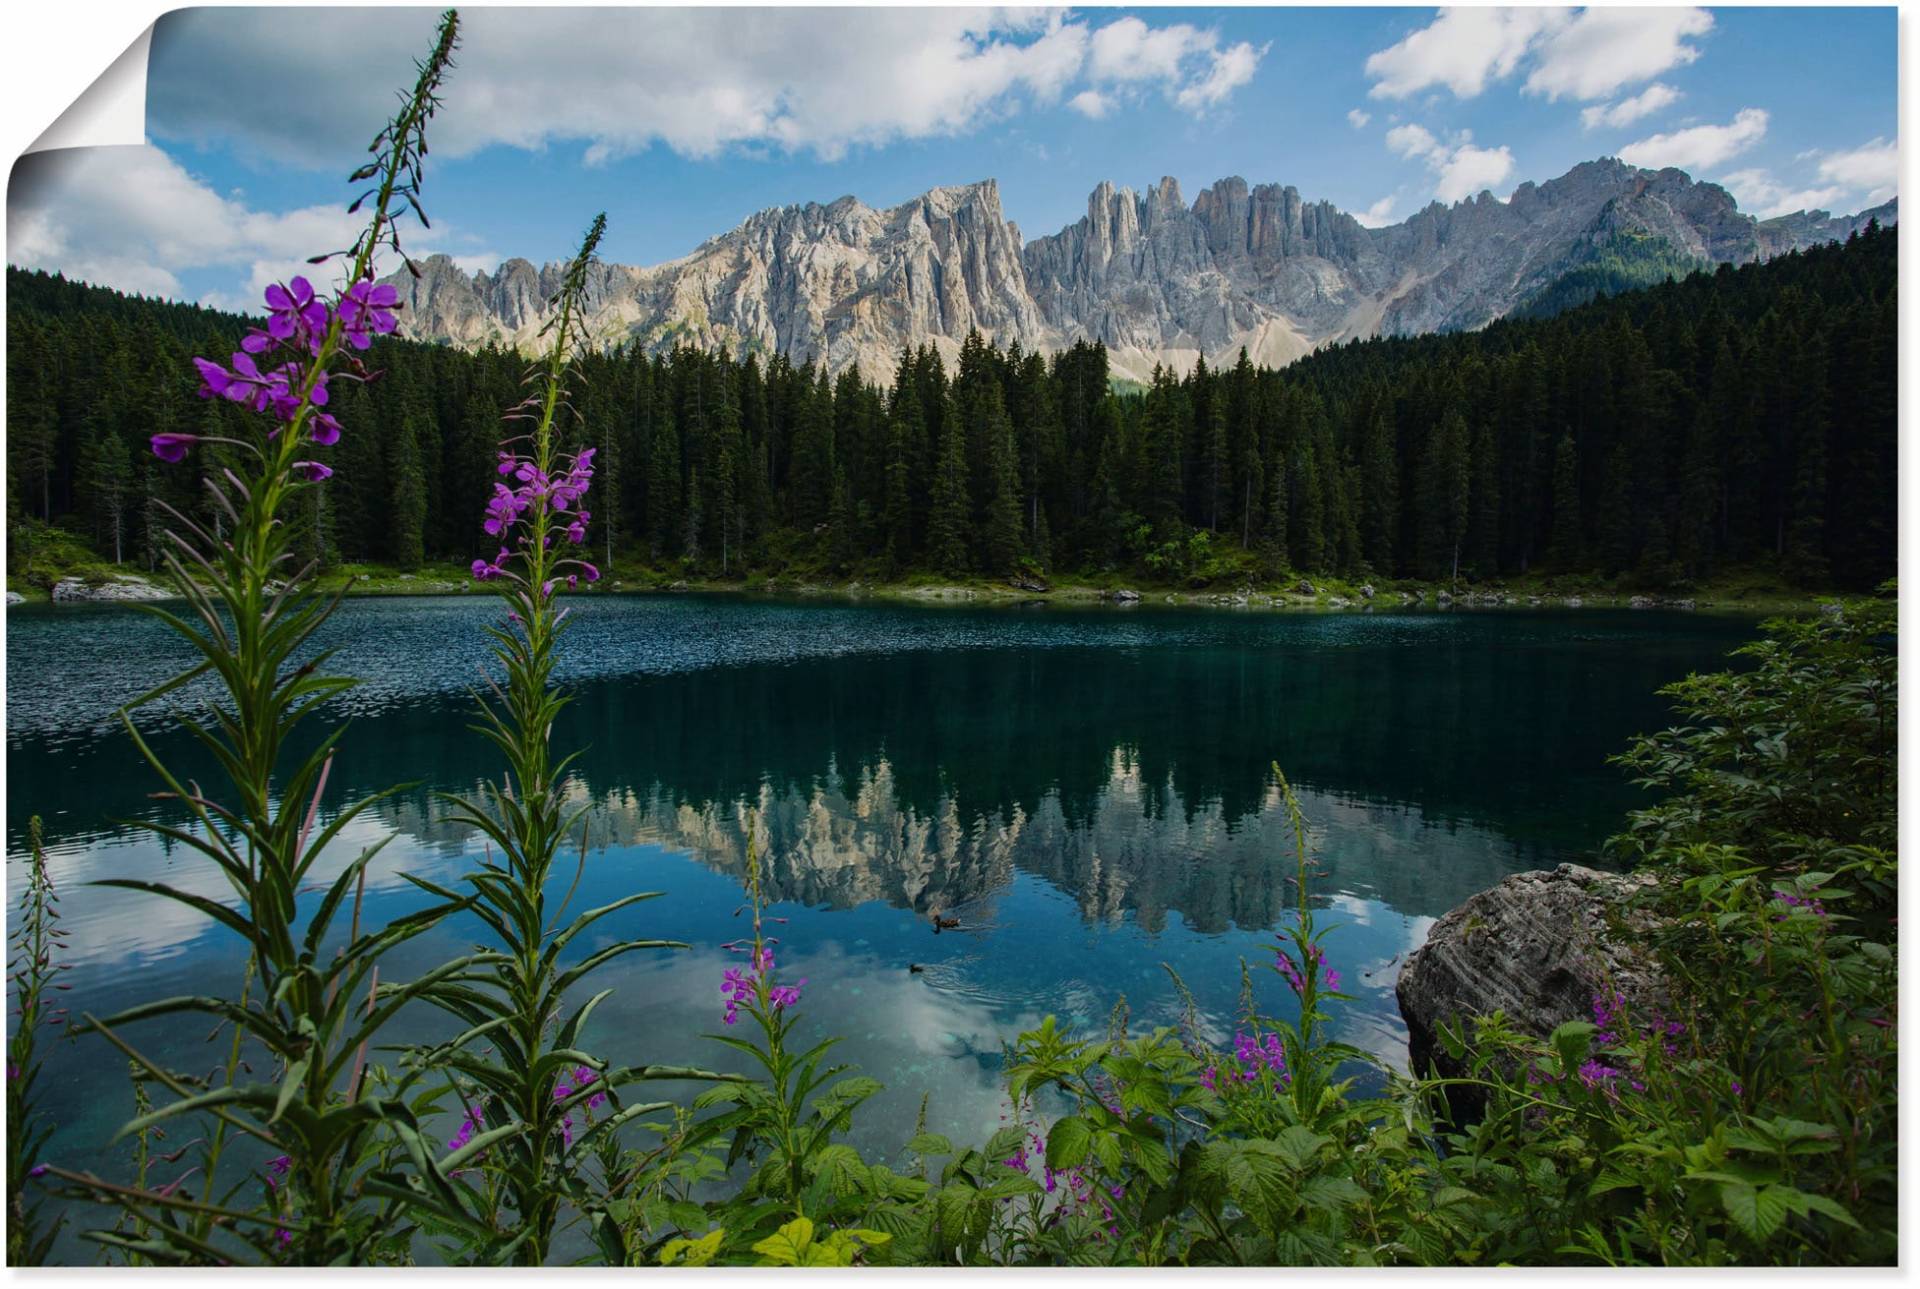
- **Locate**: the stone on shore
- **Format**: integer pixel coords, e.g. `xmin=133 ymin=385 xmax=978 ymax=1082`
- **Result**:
xmin=50 ymin=575 xmax=171 ymax=603
xmin=1397 ymin=863 xmax=1667 ymax=1102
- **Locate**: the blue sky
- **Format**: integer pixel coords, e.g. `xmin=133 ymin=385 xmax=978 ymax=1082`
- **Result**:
xmin=7 ymin=6 xmax=1898 ymax=309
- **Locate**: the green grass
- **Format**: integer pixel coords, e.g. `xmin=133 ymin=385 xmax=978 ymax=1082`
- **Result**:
xmin=6 ymin=518 xmax=1838 ymax=614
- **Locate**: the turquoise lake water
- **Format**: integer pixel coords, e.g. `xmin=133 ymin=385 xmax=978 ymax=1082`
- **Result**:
xmin=5 ymin=593 xmax=1757 ymax=1244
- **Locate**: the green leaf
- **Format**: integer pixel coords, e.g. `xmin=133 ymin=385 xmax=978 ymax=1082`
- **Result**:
xmin=1720 ymin=1182 xmax=1790 ymax=1243
xmin=660 ymin=1228 xmax=726 ymax=1266
xmin=905 ymin=1132 xmax=952 ymax=1157
xmin=752 ymin=1216 xmax=815 ymax=1265
xmin=1045 ymin=1115 xmax=1094 ymax=1170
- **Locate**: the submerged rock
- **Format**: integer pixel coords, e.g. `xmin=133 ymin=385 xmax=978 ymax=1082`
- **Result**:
xmin=1397 ymin=863 xmax=1666 ymax=1106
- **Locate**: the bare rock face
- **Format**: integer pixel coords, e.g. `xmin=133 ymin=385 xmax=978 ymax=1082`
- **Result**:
xmin=1396 ymin=863 xmax=1667 ymax=1093
xmin=391 ymin=158 xmax=1895 ymax=384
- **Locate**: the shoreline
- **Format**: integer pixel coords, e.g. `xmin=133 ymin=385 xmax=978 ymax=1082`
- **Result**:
xmin=8 ymin=564 xmax=1839 ymax=617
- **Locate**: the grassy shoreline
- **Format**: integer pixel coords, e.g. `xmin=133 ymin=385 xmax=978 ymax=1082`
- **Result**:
xmin=8 ymin=545 xmax=1840 ymax=616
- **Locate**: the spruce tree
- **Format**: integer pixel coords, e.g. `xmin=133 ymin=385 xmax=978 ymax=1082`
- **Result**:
xmin=926 ymin=398 xmax=971 ymax=576
xmin=389 ymin=416 xmax=427 ymax=571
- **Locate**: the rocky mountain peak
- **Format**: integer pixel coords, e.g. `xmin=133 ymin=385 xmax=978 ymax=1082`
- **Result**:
xmin=390 ymin=158 xmax=1896 ymax=382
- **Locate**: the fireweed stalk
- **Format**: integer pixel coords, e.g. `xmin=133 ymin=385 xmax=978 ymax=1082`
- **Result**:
xmin=422 ymin=213 xmax=717 ymax=1266
xmin=8 ymin=817 xmax=64 ymax=1265
xmin=48 ymin=13 xmax=507 ymax=1266
xmin=685 ymin=821 xmax=879 ymax=1223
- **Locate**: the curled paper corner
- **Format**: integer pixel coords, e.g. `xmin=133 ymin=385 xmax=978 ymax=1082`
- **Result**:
xmin=25 ymin=22 xmax=154 ymax=156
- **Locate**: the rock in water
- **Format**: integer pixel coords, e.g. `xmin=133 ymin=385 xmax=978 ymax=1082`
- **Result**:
xmin=1396 ymin=863 xmax=1666 ymax=1107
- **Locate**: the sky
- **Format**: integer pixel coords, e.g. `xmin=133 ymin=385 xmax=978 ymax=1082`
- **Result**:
xmin=5 ymin=5 xmax=1899 ymax=311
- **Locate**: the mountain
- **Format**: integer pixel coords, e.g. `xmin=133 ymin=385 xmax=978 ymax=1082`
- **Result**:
xmin=389 ymin=158 xmax=1895 ymax=382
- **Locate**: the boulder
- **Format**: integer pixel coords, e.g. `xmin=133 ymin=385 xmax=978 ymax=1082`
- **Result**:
xmin=1358 ymin=583 xmax=1375 ymax=599
xmin=1009 ymin=575 xmax=1051 ymax=594
xmin=1109 ymin=588 xmax=1140 ymax=603
xmin=1397 ymin=863 xmax=1667 ymax=1105
xmin=1294 ymin=579 xmax=1316 ymax=596
xmin=50 ymin=576 xmax=171 ymax=603
xmin=5 ymin=591 xmax=22 ymax=606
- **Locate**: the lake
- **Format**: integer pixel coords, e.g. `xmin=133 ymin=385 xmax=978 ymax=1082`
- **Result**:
xmin=5 ymin=593 xmax=1756 ymax=1241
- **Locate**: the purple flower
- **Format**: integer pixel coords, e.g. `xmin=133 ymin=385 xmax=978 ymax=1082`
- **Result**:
xmin=263 ymin=276 xmax=330 ymax=353
xmin=1276 ymin=952 xmax=1305 ymax=997
xmin=721 ymin=965 xmax=756 ymax=1025
xmin=192 ymin=357 xmax=233 ymax=399
xmin=150 ymin=432 xmax=196 ymax=463
xmin=338 ymin=279 xmax=400 ymax=349
xmin=308 ymin=411 xmax=343 ymax=446
xmin=1323 ymin=968 xmax=1341 ymax=992
xmin=768 ymin=979 xmax=807 ymax=1010
xmin=292 ymin=461 xmax=333 ymax=483
xmin=27 ymin=1164 xmax=47 ymax=1178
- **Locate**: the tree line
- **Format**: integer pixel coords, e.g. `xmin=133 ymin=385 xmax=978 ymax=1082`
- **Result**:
xmin=6 ymin=219 xmax=1894 ymax=590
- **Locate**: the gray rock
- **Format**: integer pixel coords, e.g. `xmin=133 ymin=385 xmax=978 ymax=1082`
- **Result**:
xmin=51 ymin=575 xmax=171 ymax=603
xmin=5 ymin=591 xmax=22 ymax=606
xmin=1629 ymin=595 xmax=1655 ymax=608
xmin=1357 ymin=583 xmax=1375 ymax=599
xmin=1109 ymin=588 xmax=1140 ymax=603
xmin=1294 ymin=579 xmax=1316 ymax=596
xmin=1397 ymin=863 xmax=1667 ymax=1104
xmin=389 ymin=160 xmax=1896 ymax=386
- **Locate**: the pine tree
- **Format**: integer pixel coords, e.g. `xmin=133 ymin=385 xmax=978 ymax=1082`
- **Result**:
xmin=980 ymin=382 xmax=1024 ymax=575
xmin=1356 ymin=402 xmax=1398 ymax=574
xmin=1549 ymin=433 xmax=1583 ymax=569
xmin=82 ymin=430 xmax=133 ymax=564
xmin=1416 ymin=412 xmax=1470 ymax=582
xmin=390 ymin=416 xmax=427 ymax=571
xmin=926 ymin=398 xmax=971 ymax=576
xmin=1467 ymin=420 xmax=1500 ymax=576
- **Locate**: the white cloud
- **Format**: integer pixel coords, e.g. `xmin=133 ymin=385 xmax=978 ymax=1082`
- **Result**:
xmin=1365 ymin=8 xmax=1711 ymax=104
xmin=1068 ymin=89 xmax=1113 ymax=120
xmin=1581 ymin=83 xmax=1681 ymax=130
xmin=1618 ymin=107 xmax=1768 ymax=171
xmin=1352 ymin=194 xmax=1399 ymax=228
xmin=1347 ymin=108 xmax=1372 ymax=129
xmin=1175 ymin=40 xmax=1267 ymax=111
xmin=1817 ymin=138 xmax=1898 ymax=203
xmin=1386 ymin=123 xmax=1440 ymax=161
xmin=6 ymin=144 xmax=476 ymax=308
xmin=1087 ymin=16 xmax=1267 ymax=116
xmin=1719 ymin=169 xmax=1846 ymax=220
xmin=1365 ymin=7 xmax=1564 ymax=99
xmin=1524 ymin=8 xmax=1712 ymax=101
xmin=1089 ymin=15 xmax=1202 ymax=83
xmin=1434 ymin=144 xmax=1516 ymax=202
xmin=1385 ymin=124 xmax=1515 ymax=204
xmin=148 ymin=8 xmax=1262 ymax=169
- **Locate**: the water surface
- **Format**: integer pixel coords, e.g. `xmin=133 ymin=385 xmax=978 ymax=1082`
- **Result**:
xmin=6 ymin=594 xmax=1755 ymax=1239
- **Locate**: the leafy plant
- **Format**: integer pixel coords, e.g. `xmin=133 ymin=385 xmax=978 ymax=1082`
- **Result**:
xmin=414 ymin=213 xmax=724 ymax=1265
xmin=44 ymin=13 xmax=499 ymax=1266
